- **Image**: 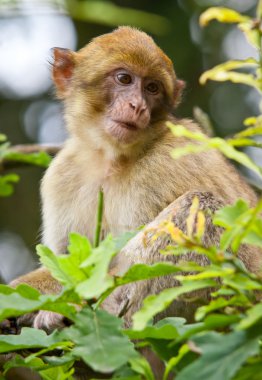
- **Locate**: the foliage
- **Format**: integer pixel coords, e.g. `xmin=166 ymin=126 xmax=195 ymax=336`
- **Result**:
xmin=1 ymin=2 xmax=262 ymax=380
xmin=169 ymin=1 xmax=262 ymax=179
xmin=0 ymin=197 xmax=262 ymax=379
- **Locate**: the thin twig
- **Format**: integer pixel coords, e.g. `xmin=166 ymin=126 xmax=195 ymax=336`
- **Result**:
xmin=94 ymin=189 xmax=104 ymax=248
xmin=0 ymin=143 xmax=62 ymax=171
xmin=9 ymin=143 xmax=62 ymax=156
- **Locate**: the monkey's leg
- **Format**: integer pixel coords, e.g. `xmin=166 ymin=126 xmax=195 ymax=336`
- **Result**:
xmin=104 ymin=190 xmax=262 ymax=327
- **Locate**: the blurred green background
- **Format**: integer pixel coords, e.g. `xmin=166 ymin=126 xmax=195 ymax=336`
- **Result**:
xmin=0 ymin=0 xmax=260 ymax=282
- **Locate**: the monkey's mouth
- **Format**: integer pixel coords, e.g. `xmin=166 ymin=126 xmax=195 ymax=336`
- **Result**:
xmin=115 ymin=121 xmax=138 ymax=131
xmin=107 ymin=119 xmax=141 ymax=143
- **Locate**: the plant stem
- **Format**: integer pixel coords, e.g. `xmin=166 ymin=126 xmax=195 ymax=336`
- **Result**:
xmin=257 ymin=0 xmax=262 ymax=19
xmin=257 ymin=0 xmax=262 ymax=92
xmin=94 ymin=189 xmax=104 ymax=247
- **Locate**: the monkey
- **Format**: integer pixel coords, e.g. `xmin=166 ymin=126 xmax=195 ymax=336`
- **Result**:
xmin=3 ymin=26 xmax=262 ymax=377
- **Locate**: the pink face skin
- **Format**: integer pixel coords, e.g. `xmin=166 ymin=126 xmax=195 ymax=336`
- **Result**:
xmin=104 ymin=69 xmax=165 ymax=144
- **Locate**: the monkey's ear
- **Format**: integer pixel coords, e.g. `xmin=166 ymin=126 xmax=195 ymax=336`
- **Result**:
xmin=51 ymin=48 xmax=75 ymax=98
xmin=173 ymin=79 xmax=186 ymax=107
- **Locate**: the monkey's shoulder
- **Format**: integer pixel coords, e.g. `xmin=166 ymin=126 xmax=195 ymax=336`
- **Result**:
xmin=41 ymin=140 xmax=104 ymax=195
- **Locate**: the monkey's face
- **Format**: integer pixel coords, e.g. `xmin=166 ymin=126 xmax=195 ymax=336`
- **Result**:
xmin=51 ymin=27 xmax=184 ymax=148
xmin=102 ymin=68 xmax=166 ymax=144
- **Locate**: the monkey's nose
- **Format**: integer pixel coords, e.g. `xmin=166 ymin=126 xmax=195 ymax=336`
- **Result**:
xmin=129 ymin=100 xmax=147 ymax=116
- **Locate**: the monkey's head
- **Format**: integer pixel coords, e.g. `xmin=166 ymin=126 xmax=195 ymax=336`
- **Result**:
xmin=52 ymin=27 xmax=184 ymax=149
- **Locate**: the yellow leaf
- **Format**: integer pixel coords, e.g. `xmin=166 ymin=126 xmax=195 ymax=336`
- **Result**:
xmin=187 ymin=196 xmax=199 ymax=238
xmin=196 ymin=211 xmax=206 ymax=241
xmin=228 ymin=138 xmax=262 ymax=148
xmin=200 ymin=59 xmax=258 ymax=87
xmin=239 ymin=21 xmax=260 ymax=50
xmin=200 ymin=7 xmax=250 ymax=27
xmin=235 ymin=125 xmax=262 ymax=138
xmin=244 ymin=117 xmax=259 ymax=126
xmin=200 ymin=70 xmax=259 ymax=90
xmin=167 ymin=123 xmax=207 ymax=141
xmin=164 ymin=222 xmax=187 ymax=245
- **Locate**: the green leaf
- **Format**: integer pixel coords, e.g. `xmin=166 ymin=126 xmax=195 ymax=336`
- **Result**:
xmin=104 ymin=363 xmax=141 ymax=379
xmin=214 ymin=200 xmax=249 ymax=229
xmin=68 ymin=232 xmax=92 ymax=262
xmin=0 ymin=284 xmax=43 ymax=321
xmin=223 ymin=273 xmax=262 ymax=291
xmin=237 ymin=304 xmax=262 ymax=330
xmin=61 ymin=308 xmax=137 ymax=373
xmin=117 ymin=263 xmax=182 ymax=286
xmin=214 ymin=199 xmax=262 ymax=251
xmin=204 ymin=314 xmax=240 ymax=330
xmin=76 ymin=235 xmax=120 ymax=299
xmin=0 ymin=174 xmax=19 ymax=196
xmin=164 ymin=344 xmax=190 ymax=380
xmin=0 ymin=328 xmax=63 ymax=353
xmin=132 ymin=280 xmax=216 ymax=330
xmin=36 ymin=244 xmax=86 ymax=289
xmin=233 ymin=361 xmax=262 ymax=380
xmin=129 ymin=356 xmax=155 ymax=380
xmin=199 ymin=7 xmax=250 ymax=27
xmin=38 ymin=232 xmax=134 ymax=300
xmin=114 ymin=230 xmax=139 ymax=251
xmin=0 ymin=284 xmax=77 ymax=321
xmin=175 ymin=266 xmax=234 ymax=282
xmin=37 ymin=237 xmax=90 ymax=289
xmin=242 ymin=230 xmax=262 ymax=248
xmin=126 ymin=317 xmax=187 ymax=340
xmin=176 ymin=328 xmax=261 ymax=380
xmin=195 ymin=297 xmax=242 ymax=321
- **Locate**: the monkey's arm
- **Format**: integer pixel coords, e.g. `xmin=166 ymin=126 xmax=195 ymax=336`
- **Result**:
xmin=10 ymin=267 xmax=62 ymax=294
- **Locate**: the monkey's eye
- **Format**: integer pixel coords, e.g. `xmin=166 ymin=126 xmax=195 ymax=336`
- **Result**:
xmin=116 ymin=73 xmax=132 ymax=85
xmin=146 ymin=82 xmax=159 ymax=94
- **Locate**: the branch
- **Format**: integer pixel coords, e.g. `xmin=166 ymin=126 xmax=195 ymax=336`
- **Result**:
xmin=0 ymin=143 xmax=62 ymax=171
xmin=9 ymin=144 xmax=62 ymax=155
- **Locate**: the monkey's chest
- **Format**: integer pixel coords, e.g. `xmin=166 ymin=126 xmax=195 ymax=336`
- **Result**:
xmin=102 ymin=179 xmax=171 ymax=237
xmin=72 ymin=170 xmax=172 ymax=241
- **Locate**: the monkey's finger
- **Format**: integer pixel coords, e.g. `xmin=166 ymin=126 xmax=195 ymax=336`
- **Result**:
xmin=33 ymin=311 xmax=71 ymax=333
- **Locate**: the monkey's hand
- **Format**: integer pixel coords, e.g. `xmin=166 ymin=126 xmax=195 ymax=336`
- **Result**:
xmin=0 ymin=267 xmax=68 ymax=334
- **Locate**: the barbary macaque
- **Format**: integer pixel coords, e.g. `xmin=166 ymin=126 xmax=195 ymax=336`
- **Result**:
xmin=7 ymin=27 xmax=261 ymax=337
